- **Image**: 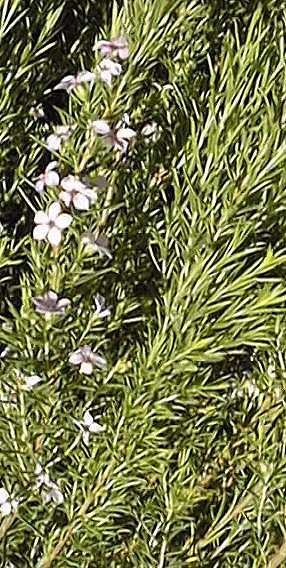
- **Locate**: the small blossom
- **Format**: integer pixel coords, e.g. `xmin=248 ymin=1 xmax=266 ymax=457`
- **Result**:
xmin=69 ymin=345 xmax=107 ymax=375
xmin=97 ymin=58 xmax=122 ymax=86
xmin=59 ymin=175 xmax=98 ymax=210
xmin=91 ymin=118 xmax=136 ymax=153
xmin=23 ymin=375 xmax=42 ymax=390
xmin=33 ymin=202 xmax=72 ymax=247
xmin=0 ymin=346 xmax=10 ymax=359
xmin=81 ymin=232 xmax=112 ymax=259
xmin=46 ymin=125 xmax=75 ymax=153
xmin=35 ymin=161 xmax=59 ymax=194
xmin=54 ymin=70 xmax=96 ymax=92
xmin=95 ymin=37 xmax=129 ymax=60
xmin=94 ymin=294 xmax=111 ymax=318
xmin=15 ymin=369 xmax=42 ymax=390
xmin=32 ymin=291 xmax=70 ymax=316
xmin=0 ymin=488 xmax=18 ymax=516
xmin=74 ymin=410 xmax=105 ymax=445
xmin=35 ymin=464 xmax=64 ymax=505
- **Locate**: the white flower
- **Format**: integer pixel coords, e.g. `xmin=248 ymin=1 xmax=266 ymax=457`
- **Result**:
xmin=97 ymin=58 xmax=122 ymax=86
xmin=59 ymin=175 xmax=98 ymax=210
xmin=46 ymin=125 xmax=75 ymax=153
xmin=0 ymin=488 xmax=18 ymax=516
xmin=91 ymin=116 xmax=136 ymax=153
xmin=95 ymin=37 xmax=129 ymax=60
xmin=35 ymin=464 xmax=64 ymax=505
xmin=81 ymin=232 xmax=112 ymax=259
xmin=69 ymin=345 xmax=107 ymax=375
xmin=21 ymin=374 xmax=42 ymax=390
xmin=35 ymin=161 xmax=59 ymax=194
xmin=32 ymin=291 xmax=70 ymax=316
xmin=94 ymin=294 xmax=111 ymax=318
xmin=54 ymin=70 xmax=95 ymax=92
xmin=33 ymin=202 xmax=72 ymax=247
xmin=74 ymin=410 xmax=105 ymax=446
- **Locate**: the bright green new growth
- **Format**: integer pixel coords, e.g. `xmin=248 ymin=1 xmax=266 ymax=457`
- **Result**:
xmin=1 ymin=0 xmax=286 ymax=566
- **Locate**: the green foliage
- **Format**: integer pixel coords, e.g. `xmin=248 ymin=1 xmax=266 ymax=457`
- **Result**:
xmin=1 ymin=0 xmax=286 ymax=567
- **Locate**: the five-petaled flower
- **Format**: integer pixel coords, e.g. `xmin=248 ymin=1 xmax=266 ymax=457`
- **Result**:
xmin=69 ymin=345 xmax=107 ymax=375
xmin=81 ymin=232 xmax=112 ymax=259
xmin=74 ymin=410 xmax=105 ymax=446
xmin=35 ymin=464 xmax=64 ymax=505
xmin=59 ymin=175 xmax=98 ymax=210
xmin=91 ymin=118 xmax=136 ymax=153
xmin=97 ymin=58 xmax=122 ymax=86
xmin=94 ymin=294 xmax=111 ymax=318
xmin=35 ymin=161 xmax=59 ymax=194
xmin=46 ymin=125 xmax=75 ymax=153
xmin=95 ymin=37 xmax=129 ymax=60
xmin=32 ymin=291 xmax=70 ymax=316
xmin=33 ymin=202 xmax=72 ymax=247
xmin=54 ymin=70 xmax=96 ymax=92
xmin=0 ymin=488 xmax=18 ymax=516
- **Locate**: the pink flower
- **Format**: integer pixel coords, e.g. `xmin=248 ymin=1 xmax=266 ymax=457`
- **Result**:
xmin=59 ymin=175 xmax=98 ymax=210
xmin=95 ymin=37 xmax=129 ymax=60
xmin=74 ymin=410 xmax=105 ymax=446
xmin=33 ymin=202 xmax=72 ymax=247
xmin=81 ymin=232 xmax=112 ymax=259
xmin=54 ymin=70 xmax=96 ymax=92
xmin=69 ymin=346 xmax=107 ymax=375
xmin=91 ymin=118 xmax=136 ymax=153
xmin=0 ymin=488 xmax=18 ymax=516
xmin=97 ymin=58 xmax=122 ymax=86
xmin=46 ymin=125 xmax=75 ymax=153
xmin=32 ymin=291 xmax=70 ymax=316
xmin=35 ymin=161 xmax=59 ymax=194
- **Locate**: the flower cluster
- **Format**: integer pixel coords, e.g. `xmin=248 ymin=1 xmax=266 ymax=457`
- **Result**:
xmin=1 ymin=33 xmax=159 ymax=517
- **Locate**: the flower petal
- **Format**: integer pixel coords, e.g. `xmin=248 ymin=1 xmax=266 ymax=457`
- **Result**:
xmin=92 ymin=120 xmax=111 ymax=135
xmin=54 ymin=213 xmax=72 ymax=229
xmin=118 ymin=46 xmax=130 ymax=60
xmin=46 ymin=161 xmax=58 ymax=171
xmin=33 ymin=224 xmax=49 ymax=241
xmin=117 ymin=127 xmax=136 ymax=140
xmin=89 ymin=422 xmax=105 ymax=433
xmin=48 ymin=202 xmax=62 ymax=221
xmin=83 ymin=410 xmax=93 ymax=426
xmin=77 ymin=70 xmax=95 ymax=83
xmin=34 ymin=211 xmax=49 ymax=224
xmin=47 ymin=227 xmax=62 ymax=247
xmin=35 ymin=178 xmax=45 ymax=193
xmin=46 ymin=134 xmax=61 ymax=152
xmin=23 ymin=375 xmax=42 ymax=390
xmin=0 ymin=488 xmax=9 ymax=505
xmin=73 ymin=193 xmax=90 ymax=210
xmin=98 ymin=69 xmax=112 ymax=86
xmin=46 ymin=171 xmax=60 ymax=187
xmin=82 ymin=431 xmax=90 ymax=446
xmin=54 ymin=75 xmax=75 ymax=91
xmin=0 ymin=501 xmax=11 ymax=516
xmin=57 ymin=298 xmax=70 ymax=309
xmin=69 ymin=351 xmax=82 ymax=365
xmin=61 ymin=175 xmax=76 ymax=191
xmin=80 ymin=361 xmax=93 ymax=375
xmin=59 ymin=191 xmax=72 ymax=207
xmin=93 ymin=354 xmax=107 ymax=369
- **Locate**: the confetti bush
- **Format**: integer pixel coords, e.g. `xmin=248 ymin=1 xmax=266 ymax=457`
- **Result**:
xmin=1 ymin=0 xmax=286 ymax=566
